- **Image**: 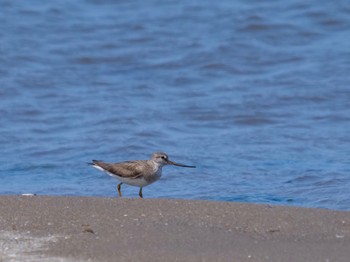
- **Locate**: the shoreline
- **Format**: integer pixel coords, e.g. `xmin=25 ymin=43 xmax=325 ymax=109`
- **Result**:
xmin=1 ymin=195 xmax=350 ymax=261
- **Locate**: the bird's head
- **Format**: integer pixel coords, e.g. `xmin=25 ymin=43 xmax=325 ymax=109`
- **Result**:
xmin=151 ymin=152 xmax=196 ymax=168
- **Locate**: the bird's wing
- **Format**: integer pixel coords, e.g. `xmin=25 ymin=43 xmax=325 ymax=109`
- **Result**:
xmin=92 ymin=160 xmax=144 ymax=179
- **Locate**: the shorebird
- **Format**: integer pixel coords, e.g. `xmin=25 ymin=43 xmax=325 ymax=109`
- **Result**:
xmin=89 ymin=152 xmax=195 ymax=198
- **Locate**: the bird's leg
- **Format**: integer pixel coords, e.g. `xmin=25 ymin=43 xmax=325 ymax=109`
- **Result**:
xmin=139 ymin=187 xmax=143 ymax=198
xmin=117 ymin=183 xmax=123 ymax=197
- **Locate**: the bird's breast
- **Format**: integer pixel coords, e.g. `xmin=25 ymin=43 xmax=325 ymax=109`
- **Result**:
xmin=144 ymin=167 xmax=162 ymax=183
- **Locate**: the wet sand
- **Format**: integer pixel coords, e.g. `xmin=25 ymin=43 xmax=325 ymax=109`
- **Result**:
xmin=0 ymin=196 xmax=349 ymax=262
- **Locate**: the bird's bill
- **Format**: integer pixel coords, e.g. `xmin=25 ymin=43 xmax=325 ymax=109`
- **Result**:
xmin=167 ymin=160 xmax=196 ymax=168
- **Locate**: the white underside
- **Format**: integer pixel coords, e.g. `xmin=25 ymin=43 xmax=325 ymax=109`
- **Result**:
xmin=92 ymin=165 xmax=157 ymax=187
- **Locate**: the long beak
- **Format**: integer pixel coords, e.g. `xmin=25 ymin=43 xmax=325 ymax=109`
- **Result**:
xmin=167 ymin=160 xmax=196 ymax=168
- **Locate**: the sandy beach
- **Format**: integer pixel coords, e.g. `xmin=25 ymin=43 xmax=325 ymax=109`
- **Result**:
xmin=0 ymin=196 xmax=349 ymax=262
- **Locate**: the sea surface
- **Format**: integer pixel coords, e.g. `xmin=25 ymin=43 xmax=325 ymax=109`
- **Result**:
xmin=1 ymin=0 xmax=350 ymax=210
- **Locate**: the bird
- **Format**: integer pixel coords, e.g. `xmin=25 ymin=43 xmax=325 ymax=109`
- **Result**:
xmin=89 ymin=152 xmax=195 ymax=198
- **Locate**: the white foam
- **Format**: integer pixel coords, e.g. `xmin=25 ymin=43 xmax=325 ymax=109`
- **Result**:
xmin=0 ymin=230 xmax=75 ymax=262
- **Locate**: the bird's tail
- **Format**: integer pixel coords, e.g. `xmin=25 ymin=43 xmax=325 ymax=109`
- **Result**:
xmin=88 ymin=160 xmax=106 ymax=172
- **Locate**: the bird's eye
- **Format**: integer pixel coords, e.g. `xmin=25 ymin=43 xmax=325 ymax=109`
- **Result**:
xmin=161 ymin=156 xmax=166 ymax=159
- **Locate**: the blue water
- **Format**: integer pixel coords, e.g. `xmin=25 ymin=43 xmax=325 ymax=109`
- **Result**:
xmin=1 ymin=0 xmax=350 ymax=210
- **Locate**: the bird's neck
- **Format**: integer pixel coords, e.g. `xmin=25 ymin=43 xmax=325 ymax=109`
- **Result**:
xmin=149 ymin=160 xmax=164 ymax=171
